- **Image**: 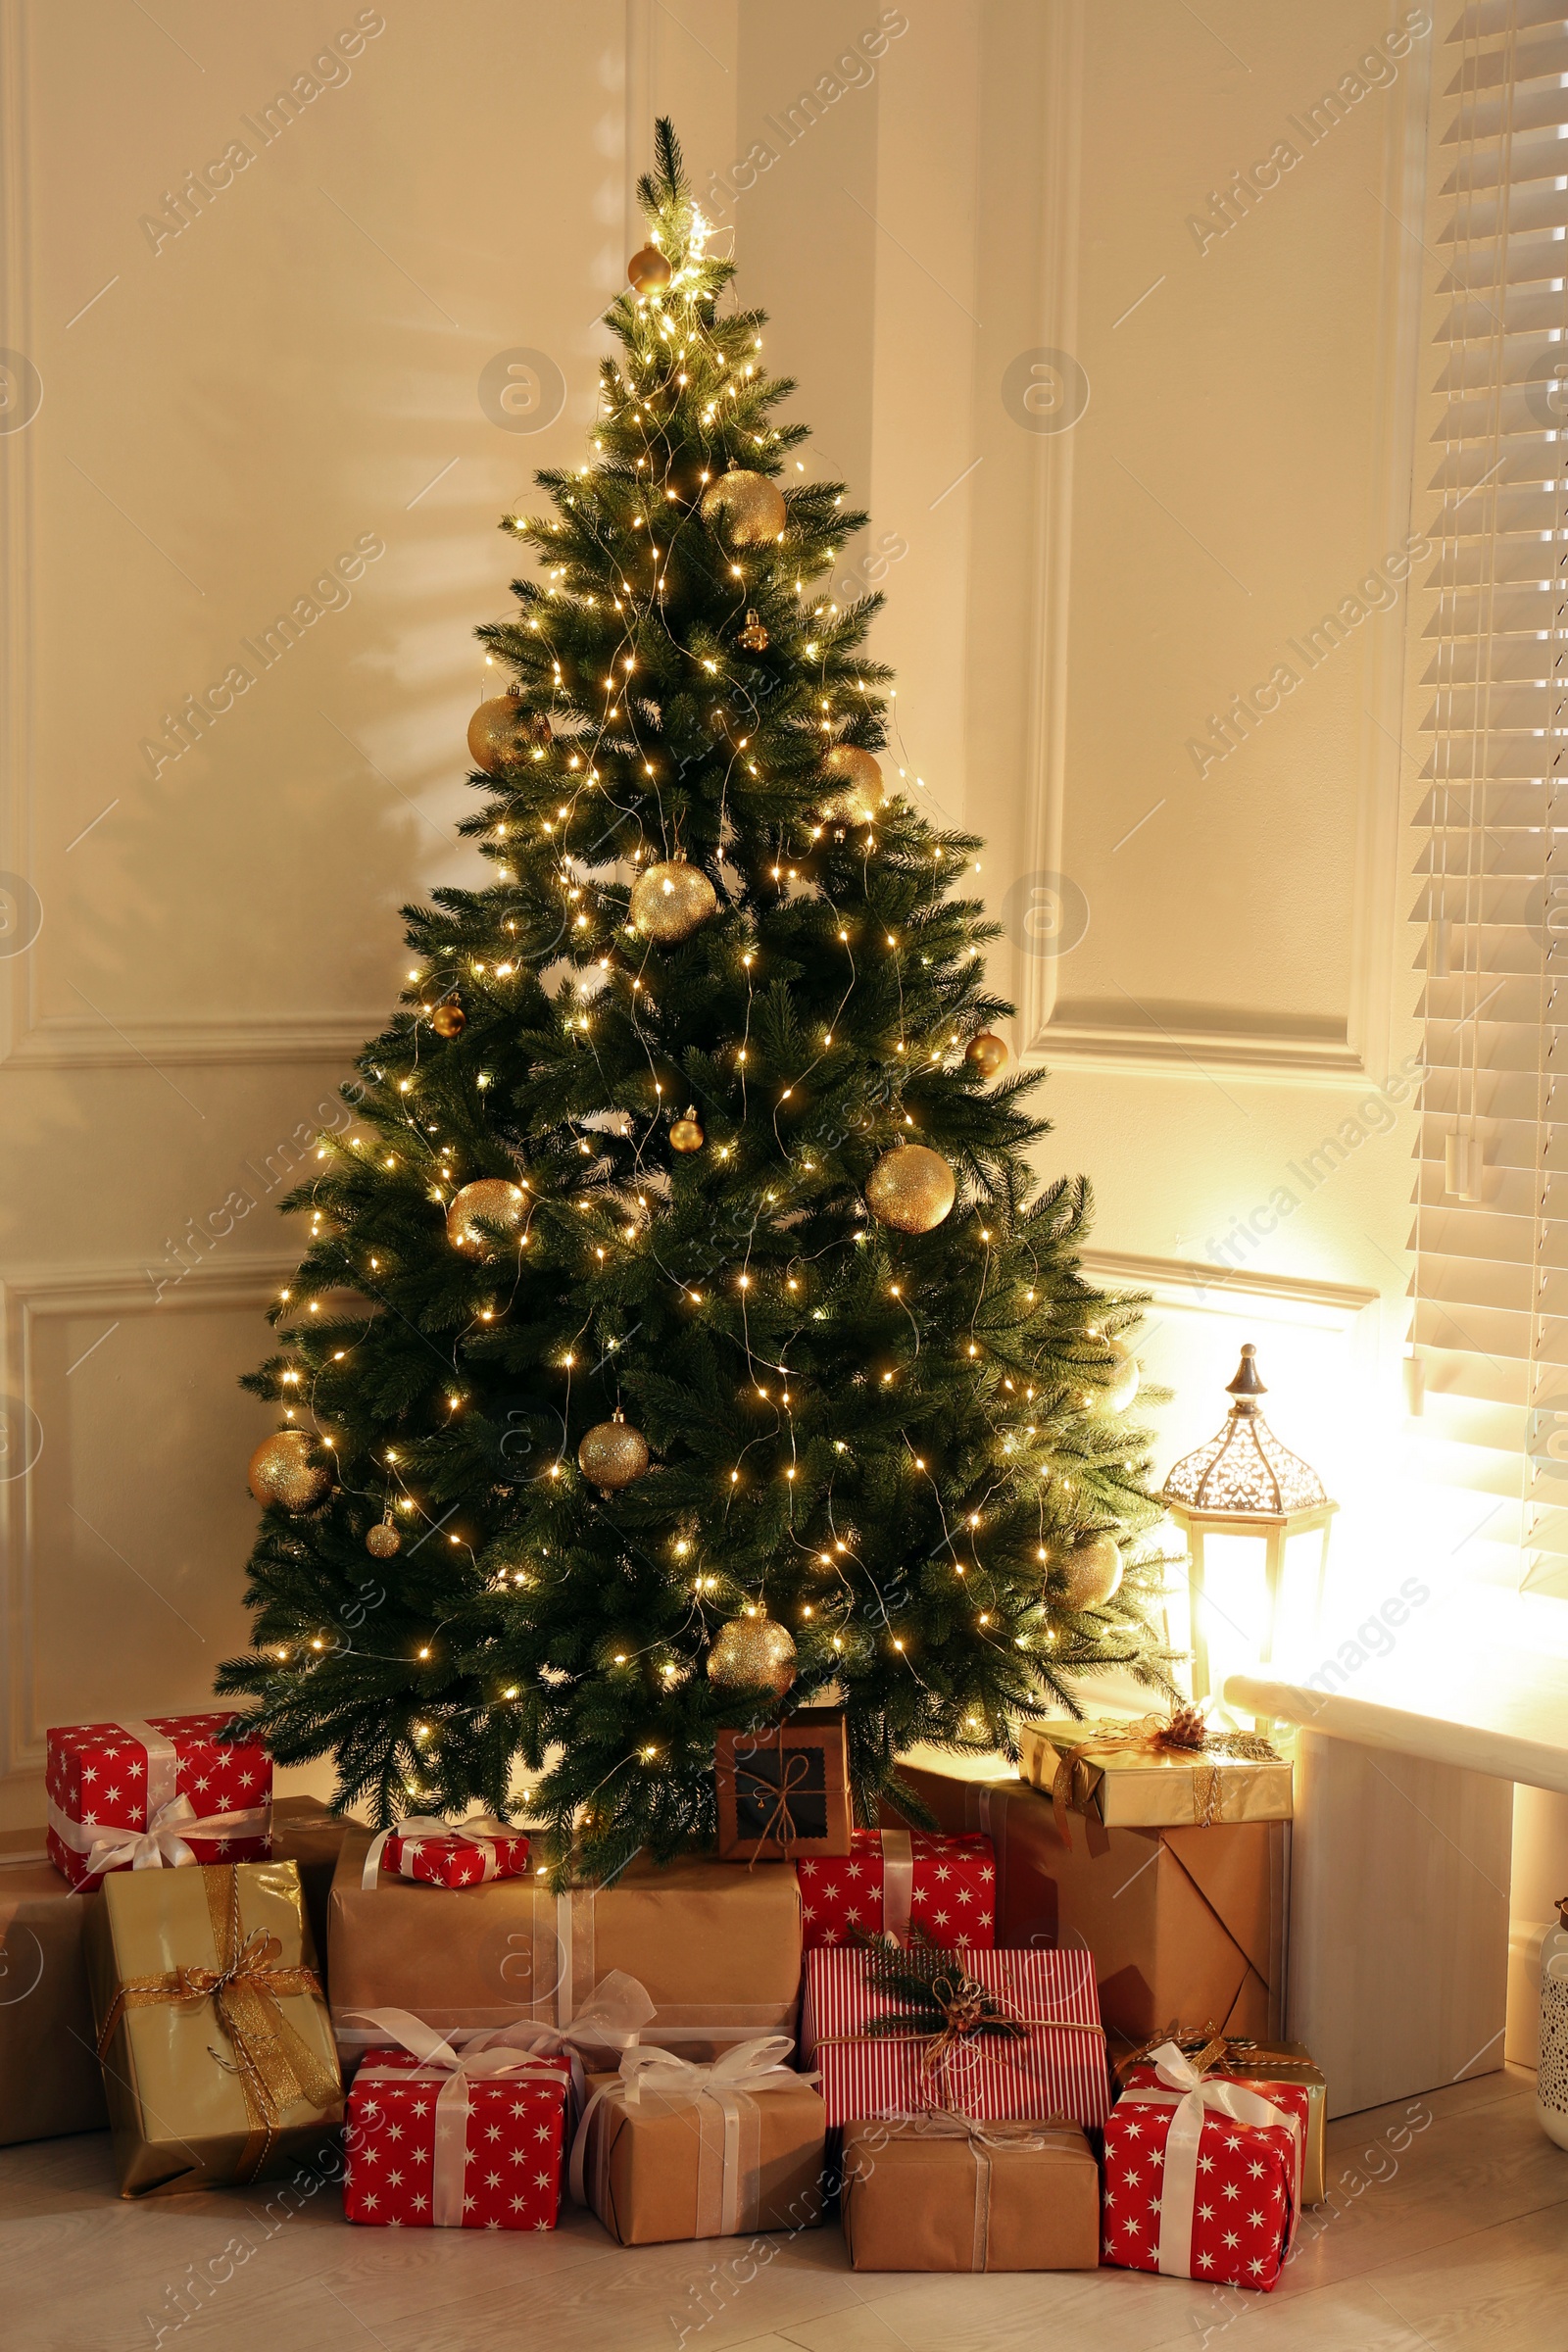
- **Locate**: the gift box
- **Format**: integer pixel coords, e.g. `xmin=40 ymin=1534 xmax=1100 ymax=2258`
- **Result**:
xmin=328 ymin=1831 xmax=802 ymax=2063
xmin=801 ymin=1943 xmax=1108 ymax=2130
xmin=46 ymin=1712 xmax=271 ymax=1888
xmin=0 ymin=1829 xmax=107 ymax=2146
xmin=715 ymin=1710 xmax=852 ymax=1862
xmin=360 ymin=1813 xmax=531 ymax=1889
xmin=1119 ymin=2034 xmax=1327 ymax=2206
xmin=1019 ymin=1717 xmax=1293 ymax=1851
xmin=900 ymin=1765 xmax=1288 ymax=2052
xmin=882 ymin=1770 xmax=1059 ymax=1946
xmin=573 ymin=2041 xmax=828 ymax=2244
xmin=800 ymin=1828 xmax=995 ymax=1950
xmin=1102 ymin=2040 xmax=1307 ymax=2290
xmin=83 ymin=1859 xmax=343 ymax=2195
xmin=270 ymin=1795 xmax=364 ymax=1989
xmin=840 ymin=2113 xmax=1100 ymax=2271
xmin=344 ymin=2028 xmax=571 ymax=2229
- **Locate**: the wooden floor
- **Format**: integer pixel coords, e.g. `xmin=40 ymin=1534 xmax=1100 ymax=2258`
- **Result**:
xmin=5 ymin=2065 xmax=1567 ymax=2351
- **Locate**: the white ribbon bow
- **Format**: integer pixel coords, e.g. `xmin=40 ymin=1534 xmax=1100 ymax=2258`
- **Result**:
xmin=1117 ymin=2038 xmax=1302 ymax=2278
xmin=568 ymin=2034 xmax=812 ymax=2236
xmin=48 ymin=1791 xmax=272 ymax=1885
xmin=361 ymin=1811 xmax=522 ymax=1889
xmin=349 ymin=2005 xmax=580 ymax=2228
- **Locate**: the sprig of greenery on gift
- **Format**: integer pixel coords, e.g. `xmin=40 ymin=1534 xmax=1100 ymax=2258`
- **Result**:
xmin=219 ymin=117 xmax=1179 ymax=1882
xmin=861 ymin=1937 xmax=1025 ymax=2047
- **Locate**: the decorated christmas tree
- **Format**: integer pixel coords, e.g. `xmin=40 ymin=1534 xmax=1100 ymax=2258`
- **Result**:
xmin=220 ymin=122 xmax=1177 ymax=1879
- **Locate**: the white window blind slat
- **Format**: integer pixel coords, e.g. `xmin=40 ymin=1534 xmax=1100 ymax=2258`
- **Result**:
xmin=1414 ymin=7 xmax=1568 ymax=1595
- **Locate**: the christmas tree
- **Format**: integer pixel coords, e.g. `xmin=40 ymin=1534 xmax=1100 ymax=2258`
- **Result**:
xmin=220 ymin=122 xmax=1176 ymax=1879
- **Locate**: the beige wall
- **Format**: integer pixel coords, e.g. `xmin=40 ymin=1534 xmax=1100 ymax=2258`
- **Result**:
xmin=0 ymin=0 xmax=1442 ymax=1823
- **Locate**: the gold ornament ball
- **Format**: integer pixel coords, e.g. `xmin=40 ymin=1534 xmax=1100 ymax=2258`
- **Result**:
xmin=446 ymin=1178 xmax=528 ymax=1254
xmin=707 ymin=1612 xmax=798 ymax=1699
xmin=366 ymin=1520 xmax=402 ymax=1559
xmin=865 ymin=1144 xmax=956 ymax=1235
xmin=1056 ymin=1533 xmax=1124 ymax=1611
xmin=629 ymin=859 xmax=717 ymax=944
xmin=820 ymin=744 xmax=886 ymax=824
xmin=249 ymin=1429 xmax=330 ymax=1513
xmin=431 ymin=1003 xmax=466 ymax=1040
xmin=966 ymin=1031 xmax=1008 ymax=1080
xmin=699 ymin=469 xmax=786 ymax=548
xmin=670 ymin=1107 xmax=705 ymax=1152
xmin=1090 ymin=1333 xmax=1140 ymax=1415
xmin=466 ymin=693 xmax=530 ymax=775
xmin=737 ymin=609 xmax=769 ymax=653
xmin=577 ymin=1413 xmax=651 ymax=1493
xmin=627 ymin=243 xmax=671 ymax=295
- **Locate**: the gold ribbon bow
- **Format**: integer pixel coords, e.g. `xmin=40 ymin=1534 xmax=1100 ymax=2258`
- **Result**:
xmin=1047 ymin=1713 xmax=1280 ymax=1848
xmin=97 ymin=1866 xmax=339 ymax=2182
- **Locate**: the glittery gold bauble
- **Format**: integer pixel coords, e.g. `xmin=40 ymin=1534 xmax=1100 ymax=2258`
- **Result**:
xmin=248 ymin=1429 xmax=330 ymax=1512
xmin=1055 ymin=1533 xmax=1123 ymax=1611
xmin=629 ymin=859 xmax=717 ymax=943
xmin=366 ymin=1519 xmax=402 ymax=1559
xmin=865 ymin=1144 xmax=956 ymax=1235
xmin=699 ymin=469 xmax=786 ymax=547
xmin=966 ymin=1031 xmax=1008 ymax=1079
xmin=431 ymin=1003 xmax=466 ymax=1040
xmin=627 ymin=243 xmax=671 ymax=295
xmin=706 ymin=1611 xmax=797 ymax=1699
xmin=820 ymin=744 xmax=886 ymax=823
xmin=670 ymin=1107 xmax=705 ymax=1152
xmin=737 ymin=609 xmax=769 ymax=653
xmin=1089 ymin=1333 xmax=1140 ymax=1415
xmin=577 ymin=1411 xmax=651 ymax=1493
xmin=466 ymin=693 xmax=529 ymax=775
xmin=446 ymin=1178 xmax=528 ymax=1253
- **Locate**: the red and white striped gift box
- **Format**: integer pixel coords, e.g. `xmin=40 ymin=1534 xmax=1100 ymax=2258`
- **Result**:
xmin=799 ymin=1829 xmax=996 ymax=1951
xmin=800 ymin=1945 xmax=1109 ymax=2130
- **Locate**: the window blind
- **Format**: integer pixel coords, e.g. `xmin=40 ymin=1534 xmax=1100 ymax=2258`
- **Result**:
xmin=1415 ymin=0 xmax=1568 ymax=1591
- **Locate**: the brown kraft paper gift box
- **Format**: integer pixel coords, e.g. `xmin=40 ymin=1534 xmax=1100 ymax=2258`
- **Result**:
xmin=328 ymin=1827 xmax=803 ymax=2062
xmin=85 ymin=1860 xmax=343 ymax=2196
xmin=0 ymin=1828 xmax=108 ymax=2145
xmin=577 ymin=2062 xmax=828 ymax=2245
xmin=270 ymin=1794 xmax=364 ymax=1990
xmin=840 ymin=2114 xmax=1101 ymax=2271
xmin=897 ymin=1764 xmax=1288 ymax=2055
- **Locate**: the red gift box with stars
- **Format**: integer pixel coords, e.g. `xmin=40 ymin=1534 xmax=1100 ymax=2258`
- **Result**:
xmin=344 ymin=2046 xmax=572 ymax=2230
xmin=798 ymin=1827 xmax=996 ymax=1950
xmin=1102 ymin=2056 xmax=1309 ymax=2291
xmin=374 ymin=1829 xmax=532 ymax=1889
xmin=45 ymin=1712 xmax=272 ymax=1889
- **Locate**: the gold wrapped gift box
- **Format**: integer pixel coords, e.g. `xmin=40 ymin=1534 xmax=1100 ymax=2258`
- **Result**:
xmin=85 ymin=1860 xmax=343 ymax=2196
xmin=1019 ymin=1718 xmax=1294 ymax=1848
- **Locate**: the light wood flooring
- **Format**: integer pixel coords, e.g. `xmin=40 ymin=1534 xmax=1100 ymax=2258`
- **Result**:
xmin=3 ymin=2064 xmax=1566 ymax=2351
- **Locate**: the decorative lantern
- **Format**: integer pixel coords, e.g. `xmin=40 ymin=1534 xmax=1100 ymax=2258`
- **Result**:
xmin=1161 ymin=1344 xmax=1335 ymax=1703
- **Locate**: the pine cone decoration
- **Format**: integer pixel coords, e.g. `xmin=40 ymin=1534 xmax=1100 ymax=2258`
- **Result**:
xmin=1157 ymin=1705 xmax=1210 ymax=1752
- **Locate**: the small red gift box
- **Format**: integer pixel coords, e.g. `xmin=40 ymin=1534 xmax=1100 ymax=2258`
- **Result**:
xmin=344 ymin=2031 xmax=572 ymax=2230
xmin=360 ymin=1814 xmax=531 ymax=1890
xmin=1102 ymin=2042 xmax=1307 ymax=2290
xmin=45 ymin=1712 xmax=271 ymax=1889
xmin=801 ymin=1944 xmax=1108 ymax=2130
xmin=799 ymin=1828 xmax=995 ymax=1950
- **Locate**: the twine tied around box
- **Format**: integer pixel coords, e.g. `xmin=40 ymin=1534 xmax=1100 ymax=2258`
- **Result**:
xmin=858 ymin=2111 xmax=1084 ymax=2272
